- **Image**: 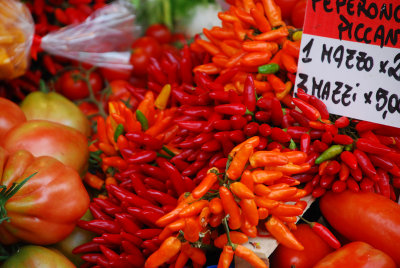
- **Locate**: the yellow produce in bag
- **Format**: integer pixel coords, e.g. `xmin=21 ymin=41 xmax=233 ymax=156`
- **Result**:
xmin=0 ymin=0 xmax=34 ymax=80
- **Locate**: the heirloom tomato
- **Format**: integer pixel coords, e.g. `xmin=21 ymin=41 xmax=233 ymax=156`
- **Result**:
xmin=320 ymin=191 xmax=400 ymax=266
xmin=20 ymin=91 xmax=91 ymax=137
xmin=145 ymin=23 xmax=172 ymax=44
xmin=0 ymin=98 xmax=26 ymax=142
xmin=269 ymin=224 xmax=333 ymax=268
xmin=0 ymin=148 xmax=90 ymax=245
xmin=3 ymin=120 xmax=89 ymax=175
xmin=314 ymin=241 xmax=396 ymax=268
xmin=99 ymin=66 xmax=131 ymax=82
xmin=1 ymin=245 xmax=75 ymax=268
xmin=58 ymin=69 xmax=103 ymax=100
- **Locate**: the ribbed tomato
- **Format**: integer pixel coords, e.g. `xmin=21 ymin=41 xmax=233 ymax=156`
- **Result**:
xmin=0 ymin=148 xmax=89 ymax=245
xmin=0 ymin=98 xmax=26 ymax=142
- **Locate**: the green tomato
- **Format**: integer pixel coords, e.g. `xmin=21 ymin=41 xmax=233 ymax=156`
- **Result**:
xmin=20 ymin=91 xmax=91 ymax=137
xmin=1 ymin=245 xmax=75 ymax=268
xmin=53 ymin=210 xmax=96 ymax=266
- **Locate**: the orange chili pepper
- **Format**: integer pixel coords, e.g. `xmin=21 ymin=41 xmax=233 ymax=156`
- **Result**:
xmin=97 ymin=116 xmax=108 ymax=144
xmin=98 ymin=142 xmax=117 ymax=156
xmin=192 ymin=169 xmax=219 ymax=199
xmin=234 ymin=244 xmax=268 ymax=268
xmin=295 ymin=200 xmax=308 ymax=210
xmin=102 ymin=156 xmax=127 ymax=170
xmin=240 ymin=199 xmax=259 ymax=226
xmin=179 ymin=200 xmax=209 ymax=218
xmin=145 ymin=115 xmax=173 ymax=137
xmin=116 ymin=135 xmax=129 ymax=151
xmin=213 ymin=54 xmax=229 ymax=67
xmin=219 ymin=186 xmax=242 ymax=230
xmin=266 ymin=163 xmax=311 ymax=175
xmin=137 ymin=91 xmax=155 ymax=126
xmin=283 ymin=189 xmax=307 ymax=201
xmin=219 ymin=41 xmax=241 ymax=57
xmin=268 ymin=183 xmax=290 ymax=190
xmin=210 ymin=26 xmax=236 ymax=39
xmin=181 ymin=243 xmax=207 ymax=266
xmin=250 ymin=3 xmax=271 ymax=32
xmin=276 ymin=81 xmax=292 ymax=100
xmin=84 ymin=173 xmax=104 ymax=190
xmin=269 ymin=203 xmax=304 ymax=217
xmin=282 ymin=39 xmax=301 ymax=58
xmin=229 ymin=136 xmax=260 ymax=158
xmin=214 ymin=231 xmax=249 ymax=248
xmin=254 ymin=80 xmax=272 ymax=93
xmin=158 ymin=218 xmax=186 ymax=241
xmin=254 ymin=27 xmax=288 ymax=41
xmin=227 ymin=143 xmax=254 ymax=180
xmin=241 ymin=51 xmax=272 ymax=67
xmin=193 ymin=63 xmax=221 ymax=75
xmin=218 ymin=245 xmax=234 ymax=268
xmin=183 ymin=217 xmax=201 ymax=243
xmin=261 ymin=0 xmax=284 ymax=27
xmin=232 ymin=6 xmax=256 ymax=26
xmin=105 ymin=176 xmax=117 ymax=186
xmin=209 ymin=212 xmax=224 ymax=228
xmin=267 ymin=74 xmax=286 ymax=92
xmin=265 ymin=216 xmax=304 ymax=251
xmin=252 ymin=170 xmax=283 ymax=184
xmin=267 ymin=187 xmax=298 ymax=200
xmin=254 ymin=184 xmax=272 ymax=196
xmin=144 ymin=236 xmax=182 ymax=268
xmin=240 ymin=216 xmax=258 ymax=238
xmin=203 ymin=28 xmax=222 ymax=46
xmin=249 ymin=151 xmax=289 ymax=167
xmin=282 ymin=151 xmax=307 ymax=164
xmin=209 ymin=197 xmax=224 ymax=215
xmin=196 ymin=39 xmax=222 ymax=56
xmin=281 ymin=52 xmax=298 ymax=73
xmin=233 ymin=21 xmax=246 ymax=40
xmin=230 ymin=182 xmax=255 ymax=199
xmin=242 ymin=41 xmax=278 ymax=52
xmin=278 ymin=216 xmax=298 ymax=223
xmin=240 ymin=169 xmax=254 ymax=192
xmin=198 ymin=206 xmax=211 ymax=228
xmin=258 ymin=207 xmax=269 ymax=220
xmin=156 ymin=201 xmax=190 ymax=227
xmin=254 ymin=196 xmax=279 ymax=209
xmin=175 ymin=251 xmax=189 ymax=268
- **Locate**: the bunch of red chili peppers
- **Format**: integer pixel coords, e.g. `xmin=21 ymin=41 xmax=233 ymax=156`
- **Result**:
xmin=65 ymin=0 xmax=400 ymax=267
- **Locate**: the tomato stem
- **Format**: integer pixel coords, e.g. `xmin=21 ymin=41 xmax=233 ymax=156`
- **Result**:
xmin=0 ymin=173 xmax=36 ymax=224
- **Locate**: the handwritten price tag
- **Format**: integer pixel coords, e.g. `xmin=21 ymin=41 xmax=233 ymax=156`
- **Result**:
xmin=295 ymin=0 xmax=400 ymax=127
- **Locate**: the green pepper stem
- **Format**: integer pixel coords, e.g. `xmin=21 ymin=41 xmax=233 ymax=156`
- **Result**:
xmin=222 ymin=214 xmax=235 ymax=249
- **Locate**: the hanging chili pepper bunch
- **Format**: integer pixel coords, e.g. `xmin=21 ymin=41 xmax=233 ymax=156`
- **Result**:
xmin=288 ymin=88 xmax=400 ymax=200
xmin=142 ymin=136 xmax=315 ymax=267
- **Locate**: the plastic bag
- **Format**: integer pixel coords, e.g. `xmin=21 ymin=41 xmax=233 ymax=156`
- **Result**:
xmin=0 ymin=1 xmax=34 ymax=80
xmin=0 ymin=0 xmax=140 ymax=80
xmin=41 ymin=0 xmax=140 ymax=70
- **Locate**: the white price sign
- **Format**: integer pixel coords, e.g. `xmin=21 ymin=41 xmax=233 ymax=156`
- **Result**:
xmin=295 ymin=0 xmax=400 ymax=128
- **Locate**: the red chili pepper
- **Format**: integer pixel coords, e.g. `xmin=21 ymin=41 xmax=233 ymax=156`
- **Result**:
xmin=73 ymin=242 xmax=101 ymax=254
xmin=309 ymin=96 xmax=329 ymax=120
xmin=243 ymin=74 xmax=256 ymax=112
xmin=215 ymin=103 xmax=247 ymax=115
xmin=89 ymin=203 xmax=113 ymax=221
xmin=331 ymin=180 xmax=347 ymax=192
xmin=127 ymin=151 xmax=157 ymax=164
xmin=292 ymin=98 xmax=321 ymax=121
xmin=333 ymin=134 xmax=354 ymax=145
xmin=146 ymin=189 xmax=177 ymax=206
xmin=271 ymin=97 xmax=284 ymax=126
xmin=93 ymin=198 xmax=123 ymax=215
xmin=107 ymin=184 xmax=154 ymax=208
xmin=114 ymin=213 xmax=140 ymax=235
xmin=377 ymin=168 xmax=391 ymax=199
xmin=300 ymin=217 xmax=341 ymax=249
xmin=335 ymin=116 xmax=350 ymax=128
xmin=288 ymin=109 xmax=311 ymax=127
xmin=340 ymin=151 xmax=358 ymax=170
xmin=271 ymin=127 xmax=291 ymax=143
xmin=156 ymin=159 xmax=186 ymax=196
xmin=324 ymin=161 xmax=341 ymax=175
xmin=85 ymin=220 xmax=121 ymax=234
xmin=177 ymin=121 xmax=207 ymax=132
xmin=353 ymin=149 xmax=377 ymax=178
xmin=356 ymin=138 xmax=394 ymax=155
xmin=346 ymin=177 xmax=360 ymax=192
xmin=368 ymin=154 xmax=394 ymax=171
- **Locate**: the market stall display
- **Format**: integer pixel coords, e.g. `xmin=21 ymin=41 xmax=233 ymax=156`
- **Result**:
xmin=0 ymin=0 xmax=399 ymax=267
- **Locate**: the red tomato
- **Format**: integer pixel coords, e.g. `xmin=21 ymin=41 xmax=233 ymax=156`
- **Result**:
xmin=130 ymin=48 xmax=150 ymax=76
xmin=58 ymin=70 xmax=103 ymax=100
xmin=0 ymin=98 xmax=26 ymax=142
xmin=275 ymin=0 xmax=298 ymax=20
xmin=78 ymin=101 xmax=99 ymax=117
xmin=1 ymin=245 xmax=75 ymax=268
xmin=132 ymin=36 xmax=162 ymax=59
xmin=3 ymin=120 xmax=89 ymax=175
xmin=145 ymin=23 xmax=172 ymax=44
xmin=314 ymin=241 xmax=396 ymax=268
xmin=20 ymin=91 xmax=91 ymax=137
xmin=0 ymin=149 xmax=89 ymax=245
xmin=291 ymin=0 xmax=307 ymax=28
xmin=269 ymin=224 xmax=334 ymax=268
xmin=99 ymin=66 xmax=131 ymax=82
xmin=320 ymin=191 xmax=400 ymax=266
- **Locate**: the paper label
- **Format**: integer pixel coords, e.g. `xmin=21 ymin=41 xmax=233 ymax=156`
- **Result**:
xmin=295 ymin=0 xmax=400 ymax=127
